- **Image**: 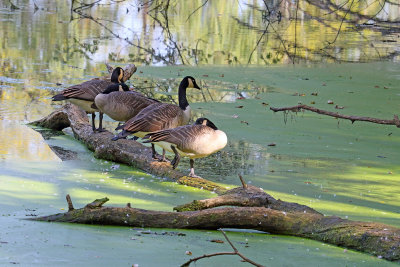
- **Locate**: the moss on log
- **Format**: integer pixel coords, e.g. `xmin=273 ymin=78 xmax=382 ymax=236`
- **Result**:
xmin=174 ymin=185 xmax=321 ymax=215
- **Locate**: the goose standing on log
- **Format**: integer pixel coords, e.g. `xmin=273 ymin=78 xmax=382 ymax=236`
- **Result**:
xmin=93 ymin=84 xmax=159 ymax=126
xmin=112 ymin=76 xmax=201 ymax=161
xmin=52 ymin=67 xmax=126 ymax=132
xmin=143 ymin=118 xmax=227 ymax=178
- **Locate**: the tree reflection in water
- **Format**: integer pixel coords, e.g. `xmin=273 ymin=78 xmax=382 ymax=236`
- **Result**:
xmin=68 ymin=0 xmax=400 ymax=65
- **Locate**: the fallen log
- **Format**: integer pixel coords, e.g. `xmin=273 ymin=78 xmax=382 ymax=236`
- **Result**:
xmin=32 ymin=192 xmax=400 ymax=262
xmin=270 ymin=104 xmax=400 ymax=128
xmin=29 ymin=103 xmax=225 ymax=193
xmin=173 ymin=182 xmax=321 ymax=215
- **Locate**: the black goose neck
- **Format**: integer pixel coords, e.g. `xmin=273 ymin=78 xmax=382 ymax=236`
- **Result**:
xmin=102 ymin=83 xmax=129 ymax=94
xmin=178 ymin=81 xmax=189 ymax=110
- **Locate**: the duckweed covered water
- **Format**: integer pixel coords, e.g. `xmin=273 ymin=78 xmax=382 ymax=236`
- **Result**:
xmin=1 ymin=0 xmax=399 ymax=266
xmin=1 ymin=63 xmax=399 ymax=266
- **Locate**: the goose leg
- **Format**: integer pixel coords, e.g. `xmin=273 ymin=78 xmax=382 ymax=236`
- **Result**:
xmin=161 ymin=149 xmax=168 ymax=162
xmin=91 ymin=113 xmax=96 ymax=132
xmin=151 ymin=145 xmax=169 ymax=161
xmin=151 ymin=144 xmax=160 ymax=160
xmin=96 ymin=112 xmax=106 ymax=132
xmin=188 ymin=159 xmax=200 ymax=178
xmin=170 ymin=146 xmax=180 ymax=169
xmin=156 ymin=149 xmax=169 ymax=163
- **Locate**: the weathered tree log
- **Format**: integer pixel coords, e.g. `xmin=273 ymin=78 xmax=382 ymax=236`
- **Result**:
xmin=173 ymin=184 xmax=321 ymax=215
xmin=32 ymin=193 xmax=400 ymax=262
xmin=29 ymin=104 xmax=225 ymax=193
xmin=270 ymin=104 xmax=400 ymax=127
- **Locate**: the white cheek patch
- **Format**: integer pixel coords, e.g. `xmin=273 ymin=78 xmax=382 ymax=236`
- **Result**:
xmin=118 ymin=70 xmax=124 ymax=82
xmin=119 ymin=85 xmax=123 ymax=91
xmin=188 ymin=79 xmax=194 ymax=88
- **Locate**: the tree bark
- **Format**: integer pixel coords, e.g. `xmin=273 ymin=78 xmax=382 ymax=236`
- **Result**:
xmin=32 ymin=191 xmax=400 ymax=262
xmin=173 ymin=185 xmax=321 ymax=215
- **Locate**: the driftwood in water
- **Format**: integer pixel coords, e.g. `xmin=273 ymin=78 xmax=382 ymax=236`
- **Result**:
xmin=270 ymin=104 xmax=400 ymax=127
xmin=32 ymin=187 xmax=400 ymax=262
xmin=29 ymin=103 xmax=224 ymax=193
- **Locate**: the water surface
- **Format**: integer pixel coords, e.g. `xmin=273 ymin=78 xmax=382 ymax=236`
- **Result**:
xmin=0 ymin=1 xmax=399 ymax=266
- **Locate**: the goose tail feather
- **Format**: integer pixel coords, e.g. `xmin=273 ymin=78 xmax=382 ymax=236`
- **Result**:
xmin=52 ymin=94 xmax=67 ymax=101
xmin=111 ymin=130 xmax=131 ymax=141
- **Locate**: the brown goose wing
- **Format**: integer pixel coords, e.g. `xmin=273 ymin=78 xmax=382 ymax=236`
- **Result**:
xmin=123 ymin=103 xmax=181 ymax=132
xmin=105 ymin=92 xmax=159 ymax=121
xmin=108 ymin=91 xmax=157 ymax=109
xmin=146 ymin=125 xmax=210 ymax=149
xmin=62 ymin=79 xmax=112 ymax=101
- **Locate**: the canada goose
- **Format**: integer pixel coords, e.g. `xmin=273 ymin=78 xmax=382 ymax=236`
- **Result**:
xmin=93 ymin=86 xmax=159 ymax=124
xmin=52 ymin=67 xmax=125 ymax=131
xmin=112 ymin=76 xmax=201 ymax=160
xmin=143 ymin=118 xmax=227 ymax=177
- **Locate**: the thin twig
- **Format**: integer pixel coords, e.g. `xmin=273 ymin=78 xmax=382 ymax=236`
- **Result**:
xmin=270 ymin=104 xmax=400 ymax=127
xmin=186 ymin=0 xmax=209 ymax=22
xmin=294 ymin=0 xmax=299 ymax=64
xmin=181 ymin=252 xmax=238 ymax=267
xmin=199 ymin=81 xmax=208 ymax=102
xmin=9 ymin=0 xmax=20 ymax=9
xmin=181 ymin=229 xmax=265 ymax=267
xmin=247 ymin=24 xmax=270 ymax=64
xmin=219 ymin=230 xmax=264 ymax=266
xmin=73 ymin=9 xmax=171 ymax=64
xmin=202 ymin=82 xmax=214 ymax=102
xmin=327 ymin=0 xmax=355 ymax=45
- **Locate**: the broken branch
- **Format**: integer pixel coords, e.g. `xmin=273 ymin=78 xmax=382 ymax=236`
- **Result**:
xmin=66 ymin=194 xmax=74 ymax=211
xmin=270 ymin=104 xmax=400 ymax=127
xmin=181 ymin=229 xmax=265 ymax=267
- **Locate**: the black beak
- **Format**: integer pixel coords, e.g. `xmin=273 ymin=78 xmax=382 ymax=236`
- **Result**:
xmin=193 ymin=80 xmax=201 ymax=90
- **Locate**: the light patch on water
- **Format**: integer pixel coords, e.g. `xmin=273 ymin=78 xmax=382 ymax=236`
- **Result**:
xmin=0 ymin=120 xmax=60 ymax=162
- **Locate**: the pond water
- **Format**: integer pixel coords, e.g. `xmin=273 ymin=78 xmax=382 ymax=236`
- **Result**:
xmin=0 ymin=1 xmax=399 ymax=266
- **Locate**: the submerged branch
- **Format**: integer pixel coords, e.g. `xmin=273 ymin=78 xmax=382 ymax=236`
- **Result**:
xmin=181 ymin=229 xmax=265 ymax=267
xmin=270 ymin=104 xmax=400 ymax=127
